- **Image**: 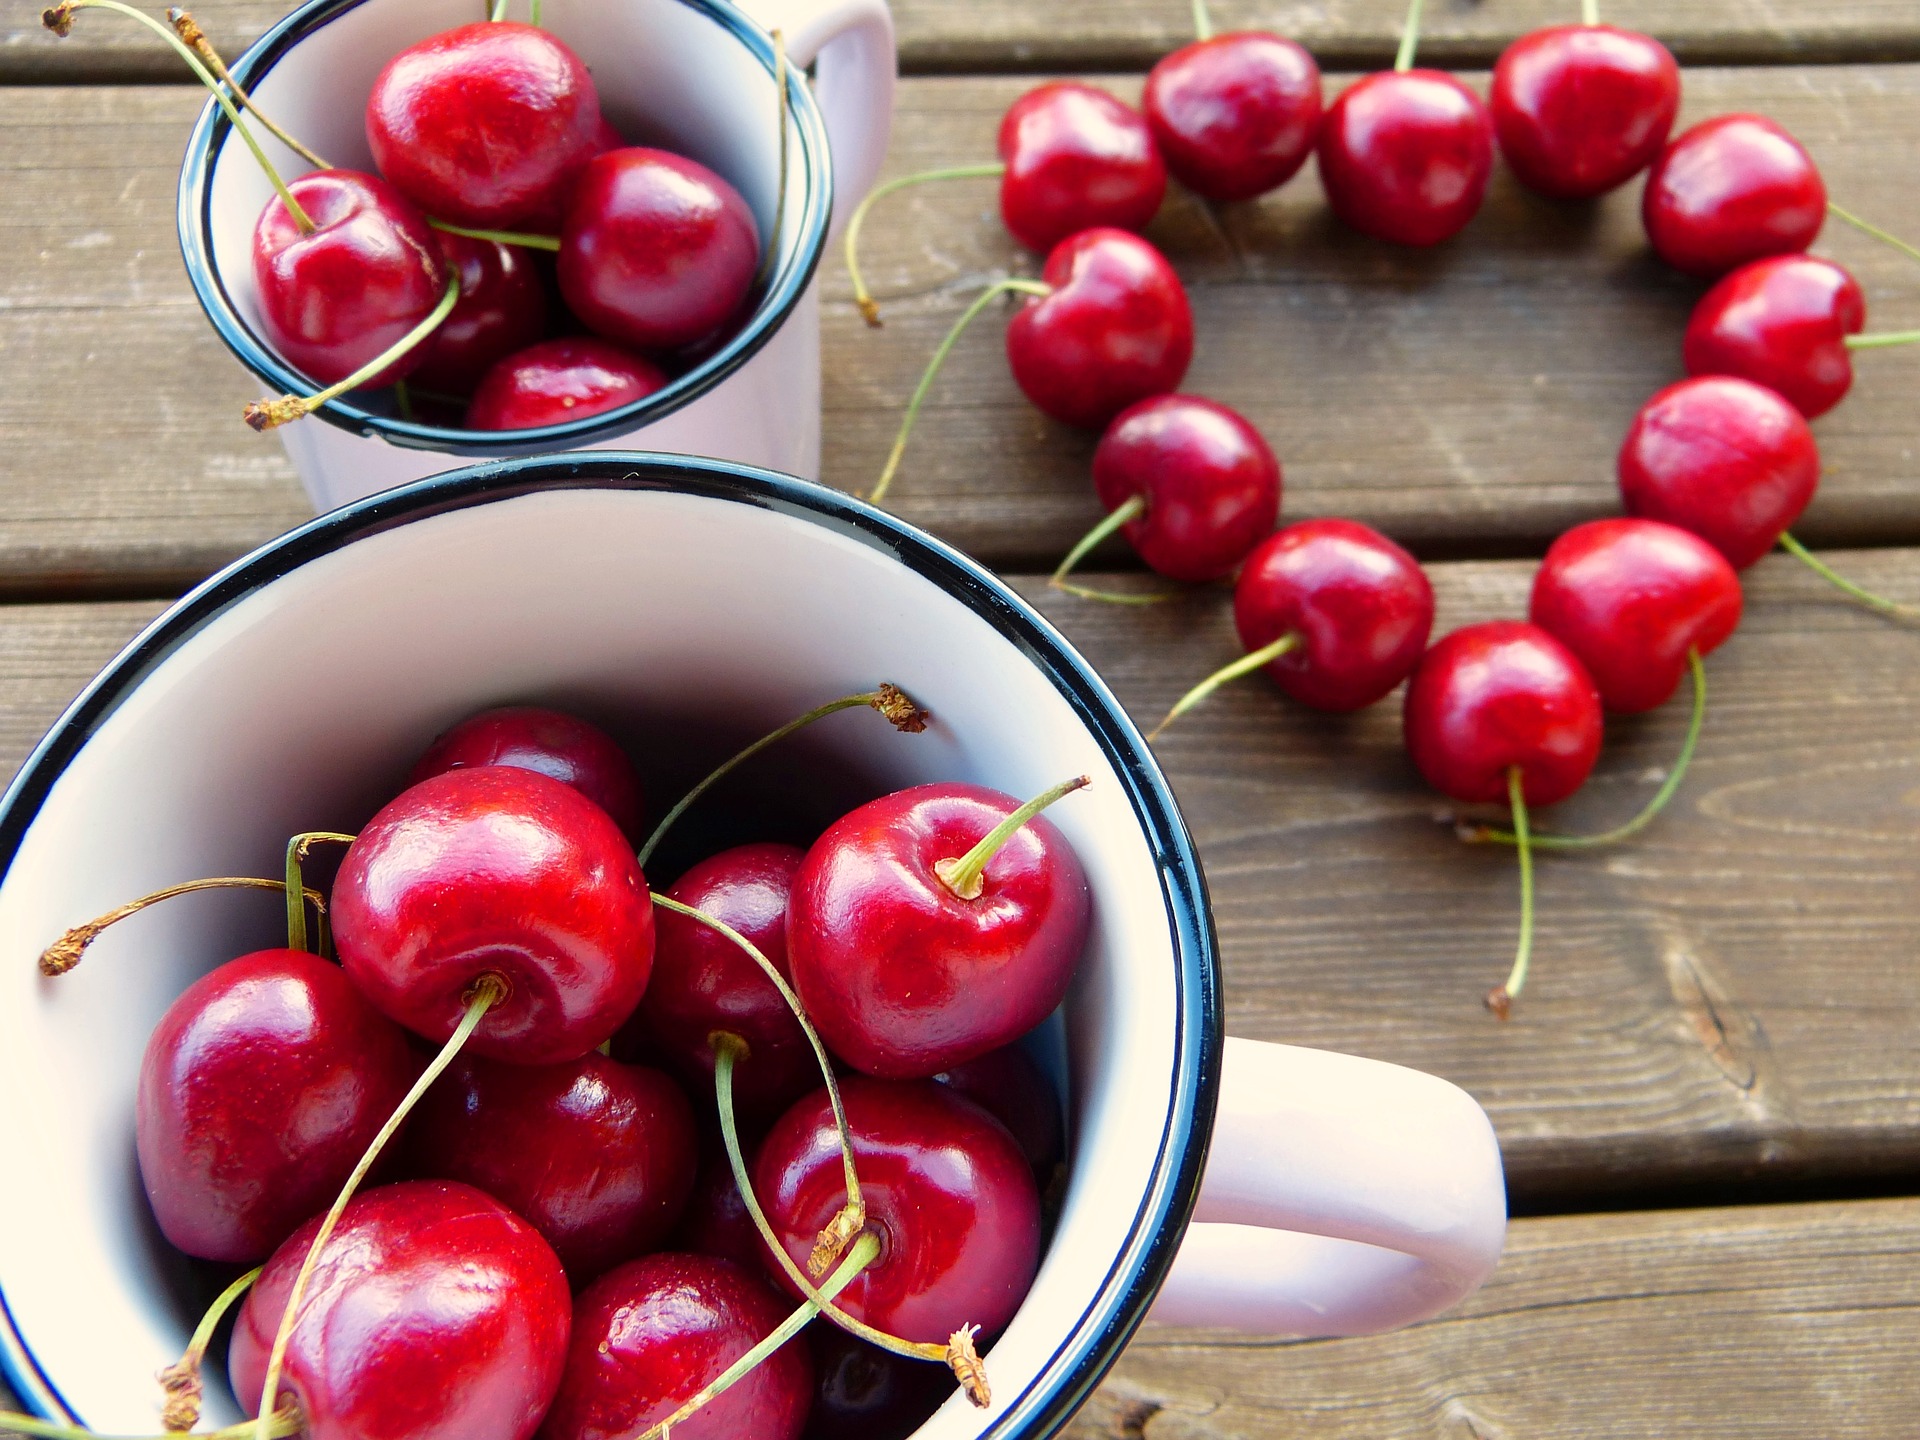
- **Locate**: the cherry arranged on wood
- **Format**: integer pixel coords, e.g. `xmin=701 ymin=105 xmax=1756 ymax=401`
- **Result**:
xmin=1143 ymin=31 xmax=1323 ymax=203
xmin=468 ymin=337 xmax=670 ymax=431
xmin=410 ymin=704 xmax=644 ymax=839
xmin=1489 ymin=24 xmax=1680 ymax=200
xmin=230 ymin=1180 xmax=572 ymax=1440
xmin=1316 ymin=69 xmax=1494 ymax=247
xmin=931 ymin=1043 xmax=1065 ymax=1181
xmin=996 ymin=82 xmax=1168 ymax=253
xmin=1641 ymin=114 xmax=1827 ymax=278
xmin=805 ymin=1326 xmax=953 ymax=1440
xmin=1682 ymin=254 xmax=1866 ymax=419
xmin=409 ymin=234 xmax=549 ymax=394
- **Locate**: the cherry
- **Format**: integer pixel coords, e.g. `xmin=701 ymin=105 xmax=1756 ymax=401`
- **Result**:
xmin=1642 ymin=114 xmax=1826 ymax=278
xmin=996 ymin=83 xmax=1167 ymax=253
xmin=408 ymin=233 xmax=548 ymax=394
xmin=1617 ymin=375 xmax=1820 ymax=570
xmin=136 ymin=948 xmax=417 ymax=1264
xmin=805 ymin=1326 xmax=952 ymax=1440
xmin=756 ymin=1078 xmax=1042 ymax=1343
xmin=1682 ymin=254 xmax=1866 ymax=419
xmin=406 ymin=1051 xmax=697 ymax=1282
xmin=537 ymin=1252 xmax=812 ymax=1440
xmin=674 ymin=1131 xmax=773 ymax=1271
xmin=1489 ymin=25 xmax=1680 ymax=200
xmin=1316 ymin=71 xmax=1493 ymax=247
xmin=230 ymin=1180 xmax=572 ymax=1440
xmin=332 ymin=766 xmax=655 ymax=1066
xmin=788 ymin=780 xmax=1091 ymax=1078
xmin=410 ymin=704 xmax=644 ymax=838
xmin=468 ymin=337 xmax=670 ymax=431
xmin=1143 ymin=31 xmax=1322 ymax=203
xmin=930 ymin=1043 xmax=1065 ymax=1182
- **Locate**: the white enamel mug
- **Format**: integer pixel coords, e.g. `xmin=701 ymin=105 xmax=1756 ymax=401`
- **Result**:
xmin=0 ymin=459 xmax=1504 ymax=1439
xmin=177 ymin=0 xmax=894 ymax=513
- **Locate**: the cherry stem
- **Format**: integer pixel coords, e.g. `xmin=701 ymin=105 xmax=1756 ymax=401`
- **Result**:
xmin=488 ymin=0 xmax=509 ymax=19
xmin=39 ymin=877 xmax=325 ymax=978
xmin=1778 ymin=531 xmax=1920 ymax=622
xmin=843 ymin=164 xmax=1008 ymax=327
xmin=1146 ymin=632 xmax=1301 ymax=742
xmin=751 ymin=28 xmax=789 ymax=294
xmin=246 ymin=273 xmax=461 ymax=431
xmin=0 ymin=1410 xmax=300 ymax=1440
xmin=167 ymin=9 xmax=329 ymax=170
xmin=1049 ymin=495 xmax=1180 ymax=606
xmin=394 ymin=378 xmax=415 ymax=423
xmin=636 ymin=684 xmax=927 ymax=868
xmin=1826 ymin=201 xmax=1920 ymax=269
xmin=426 ymin=218 xmax=561 ymax=252
xmin=1190 ymin=0 xmax=1214 ymax=42
xmin=530 ymin=0 xmax=541 ymax=22
xmin=1485 ymin=767 xmax=1534 ymax=1021
xmin=159 ymin=1264 xmax=261 ymax=1432
xmin=1845 ymin=329 xmax=1920 ymax=349
xmin=285 ymin=832 xmax=355 ymax=955
xmin=1581 ymin=0 xmax=1599 ymax=25
xmin=253 ymin=975 xmax=505 ymax=1440
xmin=1394 ymin=0 xmax=1425 ymax=71
xmin=934 ymin=774 xmax=1090 ymax=901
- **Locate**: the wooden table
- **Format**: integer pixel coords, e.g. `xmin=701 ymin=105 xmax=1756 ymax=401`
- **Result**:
xmin=5 ymin=3 xmax=1920 ymax=1436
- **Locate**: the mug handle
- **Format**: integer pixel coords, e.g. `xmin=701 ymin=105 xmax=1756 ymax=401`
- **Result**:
xmin=733 ymin=0 xmax=897 ymax=240
xmin=1147 ymin=1037 xmax=1507 ymax=1335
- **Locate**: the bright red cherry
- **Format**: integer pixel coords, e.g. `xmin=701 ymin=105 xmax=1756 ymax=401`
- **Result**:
xmin=332 ymin=766 xmax=655 ymax=1066
xmin=1006 ymin=228 xmax=1193 ymax=430
xmin=756 ymin=1079 xmax=1041 ymax=1342
xmin=931 ymin=1043 xmax=1065 ymax=1182
xmin=1530 ymin=518 xmax=1743 ymax=714
xmin=230 ymin=1180 xmax=572 ymax=1440
xmin=410 ymin=704 xmax=644 ymax=838
xmin=996 ymin=82 xmax=1168 ymax=253
xmin=1682 ymin=254 xmax=1866 ymax=419
xmin=468 ymin=338 xmax=670 ymax=431
xmin=1617 ymin=375 xmax=1820 ymax=569
xmin=538 ymin=1252 xmax=812 ymax=1440
xmin=1317 ymin=70 xmax=1494 ymax=246
xmin=1143 ymin=33 xmax=1322 ymax=203
xmin=409 ymin=234 xmax=548 ymax=394
xmin=1489 ymin=25 xmax=1679 ymax=199
xmin=805 ymin=1326 xmax=951 ymax=1440
xmin=136 ymin=948 xmax=417 ymax=1264
xmin=1403 ymin=621 xmax=1604 ymax=806
xmin=1642 ymin=114 xmax=1826 ymax=277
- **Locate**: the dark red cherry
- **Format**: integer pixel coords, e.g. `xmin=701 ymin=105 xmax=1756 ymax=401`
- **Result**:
xmin=252 ymin=169 xmax=448 ymax=388
xmin=410 ymin=704 xmax=643 ymax=838
xmin=996 ymin=82 xmax=1167 ymax=253
xmin=1317 ymin=70 xmax=1494 ymax=246
xmin=805 ymin=1326 xmax=951 ymax=1440
xmin=788 ymin=783 xmax=1091 ymax=1079
xmin=1617 ymin=374 xmax=1820 ymax=569
xmin=1642 ymin=114 xmax=1826 ymax=277
xmin=1403 ymin=621 xmax=1604 ymax=806
xmin=931 ymin=1043 xmax=1064 ymax=1181
xmin=1090 ymin=394 xmax=1281 ymax=583
xmin=525 ymin=110 xmax=629 ymax=234
xmin=366 ymin=22 xmax=601 ymax=229
xmin=408 ymin=234 xmax=548 ymax=394
xmin=756 ymin=1079 xmax=1041 ymax=1342
xmin=332 ymin=766 xmax=655 ymax=1066
xmin=1489 ymin=25 xmax=1679 ymax=199
xmin=1682 ymin=254 xmax=1865 ymax=419
xmin=230 ymin=1180 xmax=571 ymax=1440
xmin=1006 ymin=228 xmax=1193 ymax=430
xmin=1143 ymin=33 xmax=1322 ymax=203
xmin=538 ymin=1252 xmax=812 ymax=1440
xmin=468 ymin=337 xmax=669 ymax=431
xmin=136 ymin=948 xmax=416 ymax=1264
xmin=1530 ymin=518 xmax=1743 ymax=714
xmin=672 ymin=1133 xmax=771 ymax=1271
xmin=559 ymin=148 xmax=761 ymax=354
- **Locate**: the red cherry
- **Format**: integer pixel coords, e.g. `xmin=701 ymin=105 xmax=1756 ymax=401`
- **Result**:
xmin=408 ymin=234 xmax=548 ymax=394
xmin=755 ymin=1079 xmax=1041 ymax=1342
xmin=1642 ymin=114 xmax=1826 ymax=277
xmin=1143 ymin=33 xmax=1322 ymax=202
xmin=538 ymin=1252 xmax=812 ymax=1440
xmin=930 ymin=1043 xmax=1064 ymax=1181
xmin=996 ymin=82 xmax=1167 ymax=253
xmin=468 ymin=337 xmax=670 ymax=431
xmin=252 ymin=170 xmax=447 ymax=388
xmin=1489 ymin=25 xmax=1680 ymax=199
xmin=672 ymin=1133 xmax=771 ymax=1271
xmin=559 ymin=148 xmax=761 ymax=354
xmin=805 ymin=1326 xmax=952 ymax=1440
xmin=1006 ymin=228 xmax=1193 ymax=430
xmin=332 ymin=767 xmax=655 ymax=1066
xmin=410 ymin=704 xmax=644 ymax=837
xmin=1316 ymin=70 xmax=1494 ymax=246
xmin=788 ymin=782 xmax=1091 ymax=1078
xmin=135 ymin=949 xmax=416 ymax=1264
xmin=366 ymin=22 xmax=601 ymax=229
xmin=1403 ymin=621 xmax=1604 ymax=806
xmin=1682 ymin=254 xmax=1865 ymax=419
xmin=1617 ymin=375 xmax=1820 ymax=569
xmin=230 ymin=1180 xmax=572 ymax=1440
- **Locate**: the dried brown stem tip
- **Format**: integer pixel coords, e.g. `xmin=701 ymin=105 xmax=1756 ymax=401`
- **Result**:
xmin=165 ymin=5 xmax=203 ymax=44
xmin=946 ymin=1324 xmax=990 ymax=1407
xmin=1484 ymin=986 xmax=1512 ymax=1022
xmin=157 ymin=1362 xmax=202 ymax=1432
xmin=245 ymin=395 xmax=310 ymax=432
xmin=869 ymin=683 xmax=929 ymax=733
xmin=809 ymin=1203 xmax=865 ymax=1279
xmin=42 ymin=3 xmax=76 ymax=36
xmin=857 ymin=297 xmax=883 ymax=328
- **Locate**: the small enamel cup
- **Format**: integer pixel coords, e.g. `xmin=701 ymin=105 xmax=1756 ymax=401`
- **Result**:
xmin=0 ymin=458 xmax=1504 ymax=1438
xmin=177 ymin=0 xmax=894 ymax=513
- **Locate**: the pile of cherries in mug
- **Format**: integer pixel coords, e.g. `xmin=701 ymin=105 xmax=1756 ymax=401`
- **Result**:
xmin=22 ymin=694 xmax=1088 ymax=1440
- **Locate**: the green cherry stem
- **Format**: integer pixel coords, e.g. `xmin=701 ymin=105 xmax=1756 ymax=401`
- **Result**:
xmin=751 ymin=28 xmax=789 ymax=294
xmin=1191 ymin=0 xmax=1215 ymax=41
xmin=167 ymin=9 xmax=330 ymax=169
xmin=488 ymin=0 xmax=510 ymax=19
xmin=1826 ymin=201 xmax=1920 ymax=269
xmin=285 ymin=831 xmax=356 ymax=955
xmin=843 ymin=164 xmax=1009 ymax=326
xmin=1049 ymin=495 xmax=1180 ymax=606
xmin=1581 ymin=0 xmax=1599 ymax=26
xmin=426 ymin=218 xmax=562 ymax=251
xmin=1394 ymin=0 xmax=1425 ymax=72
xmin=1778 ymin=532 xmax=1920 ymax=621
xmin=1484 ymin=767 xmax=1534 ymax=1021
xmin=1146 ymin=632 xmax=1302 ymax=742
xmin=159 ymin=1264 xmax=262 ymax=1431
xmin=38 ymin=878 xmax=325 ymax=978
xmin=1844 ymin=329 xmax=1920 ymax=349
xmin=934 ymin=775 xmax=1090 ymax=900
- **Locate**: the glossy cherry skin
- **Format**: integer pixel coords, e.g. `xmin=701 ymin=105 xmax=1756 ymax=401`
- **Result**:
xmin=996 ymin=82 xmax=1167 ymax=253
xmin=1682 ymin=254 xmax=1866 ymax=419
xmin=1642 ymin=114 xmax=1826 ymax=277
xmin=1143 ymin=33 xmax=1322 ymax=203
xmin=366 ymin=22 xmax=602 ymax=229
xmin=410 ymin=704 xmax=644 ymax=838
xmin=757 ymin=1079 xmax=1041 ymax=1342
xmin=253 ymin=169 xmax=447 ymax=388
xmin=468 ymin=338 xmax=670 ymax=431
xmin=1232 ymin=518 xmax=1435 ymax=711
xmin=1403 ymin=621 xmax=1605 ymax=806
xmin=332 ymin=766 xmax=654 ymax=1066
xmin=537 ymin=1252 xmax=811 ymax=1440
xmin=559 ymin=149 xmax=761 ymax=354
xmin=788 ymin=783 xmax=1092 ymax=1078
xmin=135 ymin=948 xmax=416 ymax=1264
xmin=1090 ymin=395 xmax=1281 ymax=583
xmin=672 ymin=1134 xmax=770 ymax=1271
xmin=1617 ymin=375 xmax=1821 ymax=570
xmin=407 ymin=1052 xmax=697 ymax=1282
xmin=1490 ymin=25 xmax=1679 ymax=199
xmin=805 ymin=1326 xmax=951 ymax=1440
xmin=1006 ymin=228 xmax=1194 ymax=430
xmin=230 ymin=1180 xmax=571 ymax=1440
xmin=408 ymin=234 xmax=548 ymax=394
xmin=1529 ymin=518 xmax=1743 ymax=714
xmin=931 ymin=1043 xmax=1064 ymax=1181
xmin=1317 ymin=70 xmax=1494 ymax=246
